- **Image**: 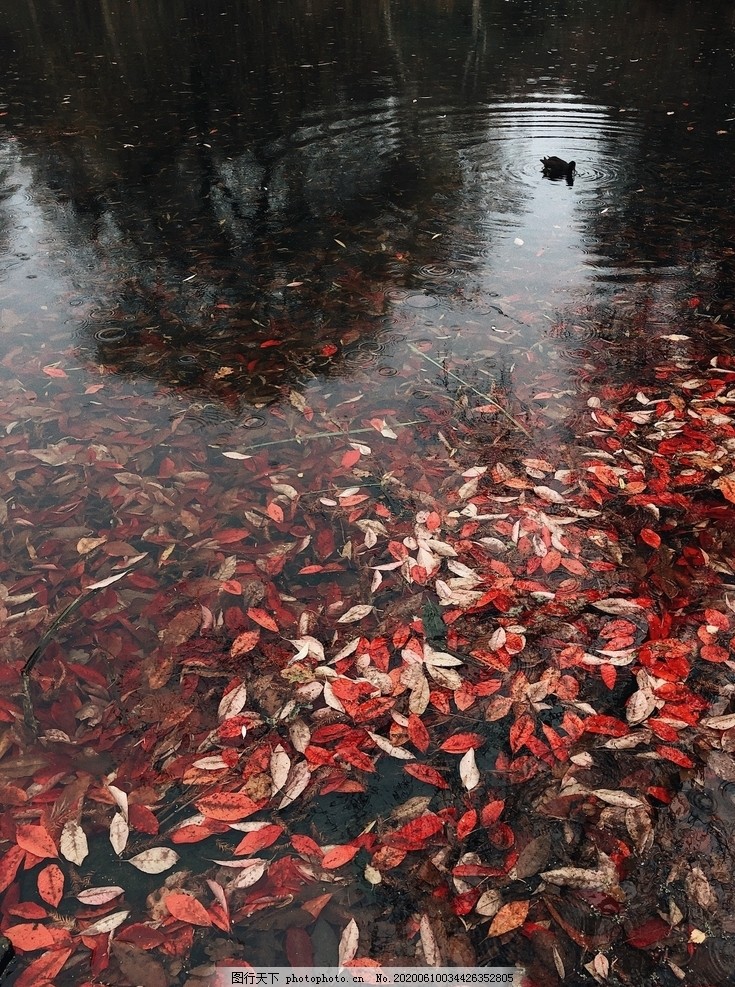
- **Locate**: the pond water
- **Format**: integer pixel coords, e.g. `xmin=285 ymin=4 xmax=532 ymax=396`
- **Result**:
xmin=2 ymin=0 xmax=735 ymax=984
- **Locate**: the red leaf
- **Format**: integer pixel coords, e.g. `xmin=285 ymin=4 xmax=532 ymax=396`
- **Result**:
xmin=385 ymin=812 xmax=444 ymax=850
xmin=301 ymin=893 xmax=333 ymax=920
xmin=247 ymin=608 xmax=279 ymax=632
xmin=639 ymin=640 xmax=691 ymax=682
xmin=43 ymin=366 xmax=68 ymax=378
xmin=171 ymin=820 xmax=228 ymax=843
xmin=655 ymin=745 xmax=695 ymax=768
xmin=37 ymin=863 xmax=64 ymax=907
xmin=540 ymin=549 xmax=561 ymax=573
xmin=583 ymin=715 xmax=629 ymax=737
xmin=453 ymin=889 xmax=482 ymax=915
xmin=321 ymin=844 xmax=360 ymax=869
xmin=456 ymin=809 xmax=478 ymax=839
xmin=165 ymin=892 xmax=212 ymax=927
xmin=5 ymin=923 xmax=71 ymax=952
xmin=230 ymin=629 xmax=260 ymax=657
xmin=644 ymin=720 xmax=675 ymax=743
xmin=195 ymin=792 xmax=259 ymax=822
xmin=600 ymin=664 xmax=617 ymax=689
xmin=266 ymin=502 xmax=284 ymax=523
xmin=341 ymin=449 xmax=361 ymax=468
xmin=128 ymin=803 xmax=159 ymax=835
xmin=480 ymin=799 xmax=505 ymax=827
xmin=407 ymin=713 xmax=430 ymax=753
xmin=221 ymin=579 xmax=242 ymax=595
xmin=701 ymin=644 xmax=729 ymax=663
xmin=291 ymin=834 xmax=323 ymax=858
xmin=627 ymin=916 xmax=671 ymax=949
xmin=371 ymin=845 xmax=407 ymax=870
xmin=15 ymin=824 xmax=57 ymax=859
xmin=403 ymin=763 xmax=449 ymax=789
xmin=12 ymin=947 xmax=73 ymax=987
xmin=234 ymin=824 xmax=284 ymax=856
xmin=509 ymin=713 xmax=534 ymax=753
xmin=704 ymin=608 xmax=729 ymax=631
xmin=0 ymin=844 xmax=25 ymax=893
xmin=439 ymin=732 xmax=485 ymax=753
xmin=541 ymin=723 xmax=568 ymax=761
xmin=216 ymin=528 xmax=252 ymax=544
xmin=115 ymin=924 xmax=166 ymax=949
xmin=640 ymin=528 xmax=661 ymax=548
xmin=560 ymin=557 xmax=588 ymax=576
xmin=388 ymin=540 xmax=409 ymax=561
xmin=338 ymin=746 xmax=376 ymax=772
xmin=8 ymin=902 xmax=46 ymax=920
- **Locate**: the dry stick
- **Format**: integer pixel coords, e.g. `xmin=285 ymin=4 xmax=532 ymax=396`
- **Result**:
xmin=21 ymin=593 xmax=91 ymax=734
xmin=408 ymin=343 xmax=533 ymax=440
xmin=21 ymin=573 xmax=133 ymax=734
xmin=227 ymin=419 xmax=428 ymax=454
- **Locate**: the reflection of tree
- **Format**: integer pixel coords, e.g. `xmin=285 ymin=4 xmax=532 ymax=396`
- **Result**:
xmin=0 ymin=0 xmax=482 ymax=404
xmin=0 ymin=141 xmax=21 ymax=259
xmin=1 ymin=0 xmax=734 ymax=402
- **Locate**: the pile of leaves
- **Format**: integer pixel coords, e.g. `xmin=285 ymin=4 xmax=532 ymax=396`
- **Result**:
xmin=1 ymin=297 xmax=735 ymax=986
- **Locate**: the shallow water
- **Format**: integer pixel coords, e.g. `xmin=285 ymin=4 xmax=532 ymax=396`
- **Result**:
xmin=1 ymin=0 xmax=735 ymax=980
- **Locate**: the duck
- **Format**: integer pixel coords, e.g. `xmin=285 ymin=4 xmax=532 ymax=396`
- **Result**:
xmin=541 ymin=156 xmax=576 ymax=181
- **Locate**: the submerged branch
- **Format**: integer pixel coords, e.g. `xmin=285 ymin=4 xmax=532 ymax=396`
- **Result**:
xmin=408 ymin=343 xmax=533 ymax=439
xmin=21 ymin=572 xmax=132 ymax=734
xmin=226 ymin=419 xmax=428 ymax=454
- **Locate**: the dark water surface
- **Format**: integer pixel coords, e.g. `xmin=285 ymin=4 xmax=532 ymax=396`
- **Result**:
xmin=1 ymin=0 xmax=733 ymax=413
xmin=2 ymin=0 xmax=735 ymax=982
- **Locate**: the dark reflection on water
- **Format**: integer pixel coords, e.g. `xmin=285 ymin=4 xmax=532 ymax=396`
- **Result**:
xmin=1 ymin=0 xmax=735 ymax=972
xmin=0 ymin=0 xmax=733 ymax=418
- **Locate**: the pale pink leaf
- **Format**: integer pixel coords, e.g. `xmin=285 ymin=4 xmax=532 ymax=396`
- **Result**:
xmin=459 ymin=748 xmax=480 ymax=791
xmin=82 ymin=910 xmax=130 ymax=936
xmin=278 ymin=762 xmax=311 ymax=809
xmin=60 ymin=820 xmax=88 ymax=865
xmin=337 ymin=604 xmax=374 ymax=624
xmin=109 ymin=812 xmax=129 ymax=855
xmin=270 ymin=745 xmax=292 ymax=793
xmin=77 ymin=886 xmax=125 ymax=906
xmin=128 ymin=847 xmax=179 ymax=873
xmin=419 ymin=914 xmax=442 ymax=966
xmin=338 ymin=918 xmax=359 ymax=965
xmin=218 ymin=682 xmax=248 ymax=721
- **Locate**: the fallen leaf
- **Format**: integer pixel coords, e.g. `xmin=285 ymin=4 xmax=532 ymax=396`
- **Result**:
xmin=486 ymin=900 xmax=529 ymax=937
xmin=37 ymin=864 xmax=64 ymax=907
xmin=127 ymin=847 xmax=179 ymax=874
xmin=459 ymin=748 xmax=480 ymax=791
xmin=337 ymin=604 xmax=375 ymax=624
xmin=165 ymin=892 xmax=212 ymax=927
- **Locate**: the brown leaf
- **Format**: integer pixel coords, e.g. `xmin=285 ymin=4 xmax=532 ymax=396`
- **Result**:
xmin=160 ymin=607 xmax=201 ymax=648
xmin=486 ymin=899 xmax=529 ymax=937
xmin=112 ymin=942 xmax=168 ymax=987
xmin=513 ymin=835 xmax=551 ymax=879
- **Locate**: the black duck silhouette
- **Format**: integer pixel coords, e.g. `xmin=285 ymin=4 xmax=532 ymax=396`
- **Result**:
xmin=541 ymin=156 xmax=576 ymax=183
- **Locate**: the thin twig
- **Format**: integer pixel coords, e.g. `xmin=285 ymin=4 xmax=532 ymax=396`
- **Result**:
xmin=225 ymin=419 xmax=428 ymax=454
xmin=21 ymin=574 xmax=132 ymax=735
xmin=408 ymin=343 xmax=533 ymax=439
